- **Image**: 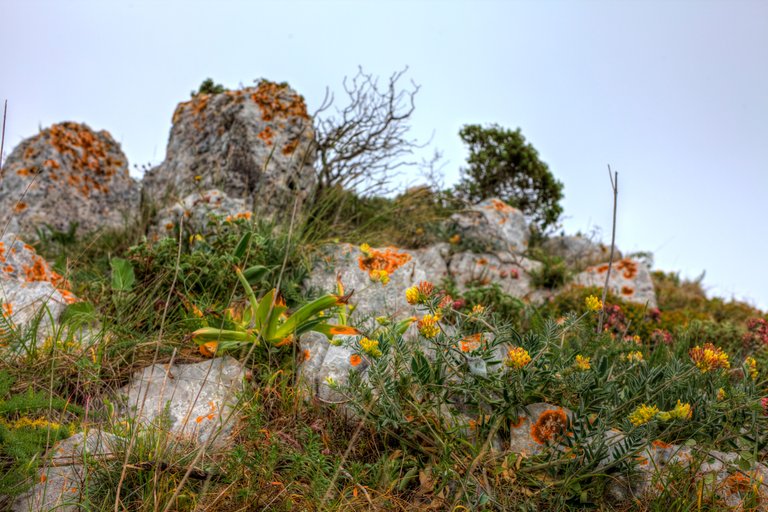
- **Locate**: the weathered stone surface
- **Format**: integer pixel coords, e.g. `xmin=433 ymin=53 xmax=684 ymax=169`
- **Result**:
xmin=0 ymin=122 xmax=140 ymax=238
xmin=142 ymin=82 xmax=317 ymax=219
xmin=448 ymin=251 xmax=542 ymax=301
xmin=573 ymin=258 xmax=657 ymax=308
xmin=505 ymin=403 xmax=573 ymax=457
xmin=541 ymin=235 xmax=621 ymax=269
xmin=118 ymin=356 xmax=245 ymax=448
xmin=12 ymin=430 xmax=121 ymax=512
xmin=449 ymin=198 xmax=529 ymax=253
xmin=149 ymin=189 xmax=250 ymax=240
xmin=0 ymin=234 xmax=77 ymax=343
xmin=307 ymin=243 xmax=449 ymax=323
xmin=299 ymin=331 xmax=368 ymax=402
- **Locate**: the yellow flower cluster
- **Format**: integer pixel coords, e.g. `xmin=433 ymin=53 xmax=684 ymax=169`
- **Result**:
xmin=471 ymin=304 xmax=485 ymax=315
xmin=405 ymin=281 xmax=434 ymax=305
xmin=505 ymin=347 xmax=532 ymax=370
xmin=625 ymin=351 xmax=644 ymax=363
xmin=745 ymin=356 xmax=758 ymax=381
xmin=689 ymin=343 xmax=730 ymax=373
xmin=628 ymin=404 xmax=660 ymax=426
xmin=717 ymin=388 xmax=727 ymax=401
xmin=574 ymin=355 xmax=591 ymax=371
xmin=629 ymin=400 xmax=693 ymax=426
xmin=417 ymin=314 xmax=441 ymax=339
xmin=585 ymin=295 xmax=603 ymax=312
xmin=359 ymin=337 xmax=382 ymax=358
xmin=0 ymin=416 xmax=68 ymax=432
xmin=657 ymin=400 xmax=693 ymax=422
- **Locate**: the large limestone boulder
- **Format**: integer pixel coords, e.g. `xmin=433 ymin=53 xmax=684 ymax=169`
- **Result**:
xmin=118 ymin=357 xmax=245 ymax=449
xmin=448 ymin=251 xmax=542 ymax=301
xmin=573 ymin=258 xmax=657 ymax=308
xmin=0 ymin=122 xmax=140 ymax=238
xmin=142 ymin=81 xmax=317 ymax=219
xmin=449 ymin=198 xmax=529 ymax=253
xmin=541 ymin=235 xmax=621 ymax=269
xmin=0 ymin=234 xmax=77 ymax=346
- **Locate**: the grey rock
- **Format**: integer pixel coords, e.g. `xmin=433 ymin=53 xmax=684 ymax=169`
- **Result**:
xmin=505 ymin=403 xmax=573 ymax=457
xmin=0 ymin=122 xmax=140 ymax=239
xmin=448 ymin=251 xmax=542 ymax=301
xmin=306 ymin=243 xmax=449 ymax=324
xmin=12 ymin=430 xmax=121 ymax=512
xmin=572 ymin=258 xmax=658 ymax=308
xmin=449 ymin=198 xmax=529 ymax=253
xmin=149 ymin=188 xmax=250 ymax=240
xmin=541 ymin=235 xmax=621 ymax=269
xmin=298 ymin=331 xmax=368 ymax=402
xmin=0 ymin=233 xmax=77 ymax=344
xmin=142 ymin=82 xmax=317 ymax=220
xmin=117 ymin=356 xmax=245 ymax=448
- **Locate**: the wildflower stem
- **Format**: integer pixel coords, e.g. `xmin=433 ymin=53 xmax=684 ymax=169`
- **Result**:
xmin=597 ymin=166 xmax=618 ymax=334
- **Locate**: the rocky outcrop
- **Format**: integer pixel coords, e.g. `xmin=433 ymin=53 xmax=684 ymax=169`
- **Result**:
xmin=542 ymin=235 xmax=621 ymax=269
xmin=573 ymin=258 xmax=657 ymax=308
xmin=0 ymin=122 xmax=140 ymax=238
xmin=142 ymin=81 xmax=317 ymax=220
xmin=148 ymin=189 xmax=251 ymax=240
xmin=0 ymin=233 xmax=77 ymax=346
xmin=449 ymin=198 xmax=529 ymax=253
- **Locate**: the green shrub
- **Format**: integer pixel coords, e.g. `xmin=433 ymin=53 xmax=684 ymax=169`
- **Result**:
xmin=454 ymin=124 xmax=564 ymax=233
xmin=191 ymin=77 xmax=225 ymax=97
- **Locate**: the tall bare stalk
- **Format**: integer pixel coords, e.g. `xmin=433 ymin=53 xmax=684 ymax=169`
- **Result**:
xmin=597 ymin=166 xmax=618 ymax=334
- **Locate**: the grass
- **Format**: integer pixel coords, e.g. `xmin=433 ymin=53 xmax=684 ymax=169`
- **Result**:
xmin=1 ymin=188 xmax=767 ymax=511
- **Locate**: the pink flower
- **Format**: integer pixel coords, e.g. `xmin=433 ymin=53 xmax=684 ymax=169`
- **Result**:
xmin=761 ymin=397 xmax=768 ymax=415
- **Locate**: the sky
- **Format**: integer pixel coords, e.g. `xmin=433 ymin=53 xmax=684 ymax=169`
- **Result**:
xmin=1 ymin=0 xmax=767 ymax=309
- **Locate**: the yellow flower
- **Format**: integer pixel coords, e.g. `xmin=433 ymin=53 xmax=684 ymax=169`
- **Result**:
xmin=325 ymin=376 xmax=337 ymax=387
xmin=369 ymin=269 xmax=390 ymax=285
xmin=628 ymin=404 xmax=660 ymax=426
xmin=716 ymin=388 xmax=726 ymax=401
xmin=405 ymin=286 xmax=420 ymax=305
xmin=625 ymin=351 xmax=644 ymax=363
xmin=505 ymin=347 xmax=531 ymax=370
xmin=585 ymin=295 xmax=603 ymax=312
xmin=667 ymin=400 xmax=692 ymax=421
xmin=574 ymin=355 xmax=591 ymax=371
xmin=359 ymin=337 xmax=382 ymax=358
xmin=359 ymin=243 xmax=371 ymax=256
xmin=471 ymin=304 xmax=485 ymax=315
xmin=689 ymin=343 xmax=730 ymax=373
xmin=417 ymin=314 xmax=440 ymax=339
xmin=449 ymin=234 xmax=461 ymax=244
xmin=745 ymin=356 xmax=758 ymax=381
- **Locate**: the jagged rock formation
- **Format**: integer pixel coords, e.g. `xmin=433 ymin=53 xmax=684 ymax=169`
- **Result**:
xmin=0 ymin=122 xmax=140 ymax=238
xmin=142 ymin=81 xmax=317 ymax=220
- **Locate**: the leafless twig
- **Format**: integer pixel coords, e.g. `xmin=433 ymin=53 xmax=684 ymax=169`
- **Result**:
xmin=598 ymin=165 xmax=618 ymax=334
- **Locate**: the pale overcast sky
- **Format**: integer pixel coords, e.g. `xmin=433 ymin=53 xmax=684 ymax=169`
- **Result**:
xmin=1 ymin=0 xmax=766 ymax=309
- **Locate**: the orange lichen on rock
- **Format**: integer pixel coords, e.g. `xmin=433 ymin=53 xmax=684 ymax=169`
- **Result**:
xmin=616 ymin=259 xmax=638 ymax=279
xmin=257 ymin=126 xmax=274 ymax=145
xmin=530 ymin=409 xmax=568 ymax=445
xmin=358 ymin=246 xmax=412 ymax=275
xmin=621 ymin=286 xmax=634 ymax=296
xmin=282 ymin=138 xmax=300 ymax=155
xmin=13 ymin=202 xmax=27 ymax=213
xmin=721 ymin=472 xmax=755 ymax=496
xmin=250 ymin=80 xmax=310 ymax=122
xmin=486 ymin=198 xmax=516 ymax=213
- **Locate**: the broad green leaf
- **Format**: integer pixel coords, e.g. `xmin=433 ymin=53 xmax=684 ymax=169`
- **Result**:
xmin=110 ymin=258 xmax=135 ymax=292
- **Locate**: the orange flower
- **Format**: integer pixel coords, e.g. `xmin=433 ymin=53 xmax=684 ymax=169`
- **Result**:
xmin=459 ymin=333 xmax=483 ymax=353
xmin=199 ymin=341 xmax=218 ymax=357
xmin=330 ymin=325 xmax=359 ymax=336
xmin=530 ymin=409 xmax=568 ymax=445
xmin=349 ymin=354 xmax=362 ymax=366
